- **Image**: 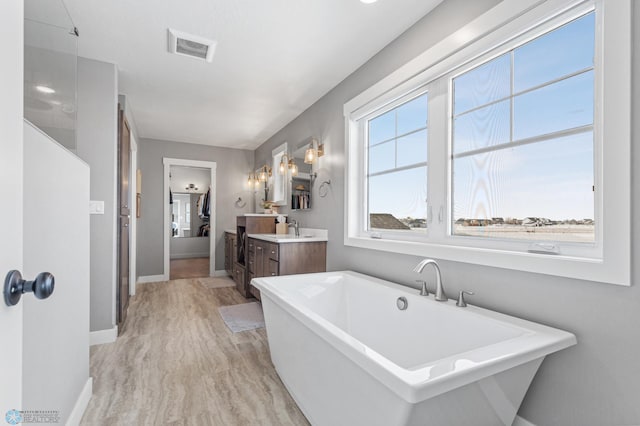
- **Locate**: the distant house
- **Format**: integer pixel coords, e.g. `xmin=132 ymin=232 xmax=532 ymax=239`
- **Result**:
xmin=369 ymin=213 xmax=410 ymax=230
xmin=408 ymin=218 xmax=427 ymax=228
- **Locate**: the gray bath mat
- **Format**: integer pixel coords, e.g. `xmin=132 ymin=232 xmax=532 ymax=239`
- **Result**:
xmin=218 ymin=302 xmax=265 ymax=332
xmin=199 ymin=276 xmax=236 ymax=289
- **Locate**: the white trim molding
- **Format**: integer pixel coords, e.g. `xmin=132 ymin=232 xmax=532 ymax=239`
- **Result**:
xmin=170 ymin=252 xmax=210 ymax=260
xmin=129 ymin=130 xmax=138 ymax=296
xmin=65 ymin=377 xmax=93 ymax=426
xmin=89 ymin=326 xmax=118 ymax=346
xmin=163 ymin=158 xmax=218 ymax=281
xmin=137 ymin=274 xmax=166 ymax=284
xmin=214 ymin=269 xmax=229 ymax=277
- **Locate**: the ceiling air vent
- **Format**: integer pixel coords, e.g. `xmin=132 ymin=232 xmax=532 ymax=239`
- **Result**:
xmin=167 ymin=28 xmax=217 ymax=63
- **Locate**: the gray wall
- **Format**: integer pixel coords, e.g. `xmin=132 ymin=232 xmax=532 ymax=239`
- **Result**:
xmin=170 ymin=237 xmax=210 ymax=259
xmin=23 ymin=122 xmax=90 ymax=425
xmin=137 ymin=138 xmax=254 ymax=276
xmin=76 ymin=57 xmax=118 ymax=332
xmin=254 ymin=0 xmax=640 ymax=425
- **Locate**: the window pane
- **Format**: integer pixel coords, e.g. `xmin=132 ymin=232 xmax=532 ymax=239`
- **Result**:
xmin=514 ymin=12 xmax=594 ymax=92
xmin=397 ymin=130 xmax=427 ymax=168
xmin=453 ymin=100 xmax=510 ymax=154
xmin=397 ymin=93 xmax=428 ymax=135
xmin=369 ymin=141 xmax=395 ymax=174
xmin=369 ymin=109 xmax=395 ymax=145
xmin=454 ymin=53 xmax=510 ymax=115
xmin=452 ymin=132 xmax=594 ymax=242
xmin=369 ymin=167 xmax=427 ymax=231
xmin=514 ymin=71 xmax=593 ymax=140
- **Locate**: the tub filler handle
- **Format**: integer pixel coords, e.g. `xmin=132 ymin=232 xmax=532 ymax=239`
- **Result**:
xmin=456 ymin=290 xmax=474 ymax=307
xmin=416 ymin=280 xmax=429 ymax=296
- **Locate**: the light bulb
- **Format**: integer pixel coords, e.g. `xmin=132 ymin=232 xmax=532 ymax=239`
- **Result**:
xmin=36 ymin=85 xmax=55 ymax=94
xmin=304 ymin=147 xmax=316 ymax=164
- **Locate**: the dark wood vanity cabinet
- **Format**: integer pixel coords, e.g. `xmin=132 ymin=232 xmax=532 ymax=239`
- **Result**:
xmin=224 ymin=232 xmax=235 ymax=276
xmin=247 ymin=239 xmax=279 ymax=279
xmin=247 ymin=238 xmax=327 ymax=300
xmin=235 ymin=216 xmax=277 ymax=297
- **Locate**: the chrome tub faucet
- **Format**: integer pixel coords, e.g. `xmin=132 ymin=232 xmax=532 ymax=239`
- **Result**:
xmin=289 ymin=219 xmax=300 ymax=237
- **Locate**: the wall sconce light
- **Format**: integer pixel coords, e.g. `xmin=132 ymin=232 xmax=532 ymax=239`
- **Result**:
xmin=304 ymin=138 xmax=325 ymax=165
xmin=258 ymin=165 xmax=271 ymax=182
xmin=248 ymin=164 xmax=272 ymax=188
xmin=278 ymin=153 xmax=299 ymax=177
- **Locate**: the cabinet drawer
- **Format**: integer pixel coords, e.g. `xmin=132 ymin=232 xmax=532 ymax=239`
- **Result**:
xmin=247 ymin=251 xmax=255 ymax=273
xmin=268 ymin=259 xmax=279 ymax=277
xmin=267 ymin=243 xmax=279 ymax=261
xmin=233 ymin=264 xmax=245 ymax=293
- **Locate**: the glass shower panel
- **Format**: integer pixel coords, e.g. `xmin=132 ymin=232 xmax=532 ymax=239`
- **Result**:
xmin=24 ymin=0 xmax=78 ymax=151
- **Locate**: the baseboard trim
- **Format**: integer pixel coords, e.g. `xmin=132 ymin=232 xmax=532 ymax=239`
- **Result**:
xmin=170 ymin=253 xmax=210 ymax=260
xmin=214 ymin=269 xmax=229 ymax=277
xmin=65 ymin=377 xmax=92 ymax=426
xmin=513 ymin=416 xmax=536 ymax=426
xmin=137 ymin=274 xmax=166 ymax=284
xmin=89 ymin=326 xmax=118 ymax=346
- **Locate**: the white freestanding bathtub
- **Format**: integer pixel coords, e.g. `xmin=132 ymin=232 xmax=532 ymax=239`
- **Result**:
xmin=252 ymin=271 xmax=576 ymax=426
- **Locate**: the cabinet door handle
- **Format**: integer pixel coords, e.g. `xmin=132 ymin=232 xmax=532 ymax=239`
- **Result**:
xmin=271 ymin=273 xmax=276 ymax=276
xmin=257 ymin=246 xmax=262 ymax=251
xmin=271 ymin=250 xmax=276 ymax=254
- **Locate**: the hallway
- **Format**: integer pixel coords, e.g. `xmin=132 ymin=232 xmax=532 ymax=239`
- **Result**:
xmin=170 ymin=257 xmax=210 ymax=280
xmin=81 ymin=278 xmax=308 ymax=425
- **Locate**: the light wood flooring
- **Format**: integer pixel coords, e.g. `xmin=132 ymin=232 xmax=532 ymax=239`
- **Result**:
xmin=170 ymin=257 xmax=210 ymax=279
xmin=81 ymin=277 xmax=309 ymax=425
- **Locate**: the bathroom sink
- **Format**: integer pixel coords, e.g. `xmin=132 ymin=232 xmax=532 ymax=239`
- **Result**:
xmin=248 ymin=233 xmax=327 ymax=243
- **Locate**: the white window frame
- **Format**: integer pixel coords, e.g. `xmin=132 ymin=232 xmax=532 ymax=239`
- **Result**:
xmin=344 ymin=0 xmax=630 ymax=286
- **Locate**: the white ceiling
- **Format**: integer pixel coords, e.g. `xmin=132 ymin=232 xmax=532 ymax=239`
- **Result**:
xmin=64 ymin=0 xmax=443 ymax=149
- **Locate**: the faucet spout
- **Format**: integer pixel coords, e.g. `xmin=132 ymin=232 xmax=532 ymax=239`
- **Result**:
xmin=288 ymin=220 xmax=300 ymax=237
xmin=413 ymin=259 xmax=447 ymax=301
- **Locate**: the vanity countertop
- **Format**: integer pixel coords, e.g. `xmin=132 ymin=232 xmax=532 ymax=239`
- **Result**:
xmin=248 ymin=228 xmax=328 ymax=244
xmin=243 ymin=213 xmax=288 ymax=217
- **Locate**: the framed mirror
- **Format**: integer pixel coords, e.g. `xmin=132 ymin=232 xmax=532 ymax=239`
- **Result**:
xmin=289 ymin=142 xmax=313 ymax=211
xmin=271 ymin=142 xmax=288 ymax=206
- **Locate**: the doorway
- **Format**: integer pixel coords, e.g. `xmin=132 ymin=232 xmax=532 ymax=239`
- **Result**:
xmin=169 ymin=165 xmax=212 ymax=279
xmin=163 ymin=158 xmax=217 ymax=280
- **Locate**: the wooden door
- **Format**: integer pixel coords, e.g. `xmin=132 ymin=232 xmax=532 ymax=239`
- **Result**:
xmin=117 ymin=108 xmax=131 ymax=332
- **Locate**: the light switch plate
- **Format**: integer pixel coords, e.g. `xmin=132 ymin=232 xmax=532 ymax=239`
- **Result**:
xmin=89 ymin=200 xmax=105 ymax=215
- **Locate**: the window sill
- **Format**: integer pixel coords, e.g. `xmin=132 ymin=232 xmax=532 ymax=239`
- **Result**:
xmin=344 ymin=235 xmax=628 ymax=286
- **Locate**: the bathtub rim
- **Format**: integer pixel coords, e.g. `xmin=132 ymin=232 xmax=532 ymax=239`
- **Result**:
xmin=253 ymin=270 xmax=577 ymax=403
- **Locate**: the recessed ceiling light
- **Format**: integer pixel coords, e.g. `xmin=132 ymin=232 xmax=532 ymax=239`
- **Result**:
xmin=35 ymin=85 xmax=55 ymax=94
xmin=360 ymin=0 xmax=378 ymax=3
